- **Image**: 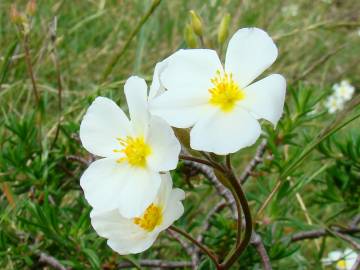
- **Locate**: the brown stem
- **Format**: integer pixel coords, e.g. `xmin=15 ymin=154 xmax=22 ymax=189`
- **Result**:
xmin=118 ymin=260 xmax=192 ymax=269
xmin=38 ymin=252 xmax=67 ymax=270
xmin=23 ymin=34 xmax=39 ymax=105
xmin=197 ymin=201 xmax=227 ymax=245
xmin=251 ymin=233 xmax=272 ymax=270
xmin=225 ymin=154 xmax=232 ymax=171
xmin=220 ymin=172 xmax=252 ymax=269
xmin=240 ymin=139 xmax=267 ymax=184
xmin=332 ymin=231 xmax=360 ymax=250
xmin=168 ymin=229 xmax=198 ymax=269
xmin=168 ymin=226 xmax=220 ymax=269
xmin=1 ymin=183 xmax=15 ymax=207
xmin=66 ymin=155 xmax=91 ymax=166
xmin=227 ymin=182 xmax=242 ymax=247
xmin=183 ymin=160 xmax=237 ymax=215
xmin=350 ymin=255 xmax=360 ymax=270
xmin=289 ymin=227 xmax=360 ymax=242
xmin=180 ymin=154 xmax=226 ymax=174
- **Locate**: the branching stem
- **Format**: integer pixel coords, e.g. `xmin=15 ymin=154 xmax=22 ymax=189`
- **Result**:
xmin=168 ymin=225 xmax=220 ymax=269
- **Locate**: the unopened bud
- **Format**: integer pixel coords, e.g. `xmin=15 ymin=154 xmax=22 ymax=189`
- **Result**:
xmin=184 ymin=24 xmax=198 ymax=48
xmin=218 ymin=13 xmax=231 ymax=45
xmin=26 ymin=0 xmax=37 ymax=16
xmin=189 ymin=10 xmax=203 ymax=37
xmin=10 ymin=5 xmax=22 ymax=24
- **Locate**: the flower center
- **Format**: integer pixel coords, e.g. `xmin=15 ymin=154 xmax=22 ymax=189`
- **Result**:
xmin=336 ymin=259 xmax=347 ymax=269
xmin=208 ymin=70 xmax=245 ymax=112
xmin=133 ymin=203 xmax=163 ymax=232
xmin=114 ymin=136 xmax=151 ymax=167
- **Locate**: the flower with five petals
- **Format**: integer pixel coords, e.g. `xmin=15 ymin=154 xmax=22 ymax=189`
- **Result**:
xmin=80 ymin=76 xmax=181 ymax=218
xmin=91 ymin=173 xmax=185 ymax=254
xmin=150 ymin=27 xmax=286 ymax=155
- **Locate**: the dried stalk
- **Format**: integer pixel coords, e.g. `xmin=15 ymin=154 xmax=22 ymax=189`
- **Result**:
xmin=251 ymin=233 xmax=272 ymax=270
xmin=240 ymin=139 xmax=267 ymax=184
xmin=168 ymin=229 xmax=198 ymax=269
xmin=350 ymin=255 xmax=360 ymax=270
xmin=183 ymin=160 xmax=236 ymax=215
xmin=23 ymin=34 xmax=39 ymax=104
xmin=38 ymin=252 xmax=68 ymax=270
xmin=290 ymin=227 xmax=360 ymax=242
xmin=118 ymin=259 xmax=192 ymax=269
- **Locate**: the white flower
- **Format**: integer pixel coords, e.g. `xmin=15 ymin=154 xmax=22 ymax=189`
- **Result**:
xmin=322 ymin=248 xmax=358 ymax=270
xmin=149 ymin=58 xmax=170 ymax=100
xmin=325 ymin=94 xmax=345 ymax=114
xmin=333 ymin=80 xmax=355 ymax=102
xmin=80 ymin=76 xmax=181 ymax=218
xmin=90 ymin=173 xmax=185 ymax=254
xmin=150 ymin=28 xmax=286 ymax=155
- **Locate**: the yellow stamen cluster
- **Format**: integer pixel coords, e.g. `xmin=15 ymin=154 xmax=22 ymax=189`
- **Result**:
xmin=114 ymin=136 xmax=151 ymax=167
xmin=336 ymin=260 xmax=347 ymax=269
xmin=208 ymin=70 xmax=245 ymax=112
xmin=133 ymin=203 xmax=163 ymax=232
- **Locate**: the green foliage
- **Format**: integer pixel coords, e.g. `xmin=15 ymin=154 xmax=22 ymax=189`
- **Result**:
xmin=0 ymin=0 xmax=359 ymax=269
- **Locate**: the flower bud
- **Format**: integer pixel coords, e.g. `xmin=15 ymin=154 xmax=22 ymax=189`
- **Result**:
xmin=218 ymin=13 xmax=231 ymax=45
xmin=184 ymin=24 xmax=198 ymax=48
xmin=26 ymin=0 xmax=37 ymax=16
xmin=10 ymin=5 xmax=23 ymax=24
xmin=189 ymin=10 xmax=203 ymax=37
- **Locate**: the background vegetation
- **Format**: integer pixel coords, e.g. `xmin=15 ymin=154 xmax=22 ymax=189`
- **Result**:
xmin=0 ymin=0 xmax=359 ymax=269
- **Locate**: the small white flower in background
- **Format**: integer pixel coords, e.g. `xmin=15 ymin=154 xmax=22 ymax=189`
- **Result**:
xmin=80 ymin=76 xmax=181 ymax=218
xmin=281 ymin=4 xmax=299 ymax=17
xmin=333 ymin=80 xmax=355 ymax=102
xmin=322 ymin=248 xmax=358 ymax=270
xmin=150 ymin=27 xmax=286 ymax=155
xmin=325 ymin=80 xmax=355 ymax=114
xmin=325 ymin=95 xmax=345 ymax=114
xmin=91 ymin=173 xmax=185 ymax=254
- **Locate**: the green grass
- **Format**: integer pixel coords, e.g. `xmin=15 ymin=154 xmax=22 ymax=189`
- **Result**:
xmin=0 ymin=0 xmax=359 ymax=269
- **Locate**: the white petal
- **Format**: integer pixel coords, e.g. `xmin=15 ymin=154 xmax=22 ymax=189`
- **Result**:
xmin=117 ymin=168 xmax=161 ymax=218
xmin=149 ymin=58 xmax=170 ymax=100
xmin=240 ymin=74 xmax=286 ymax=126
xmin=158 ymin=188 xmax=185 ymax=231
xmin=346 ymin=253 xmax=358 ymax=269
xmin=108 ymin=234 xmax=158 ymax=254
xmin=225 ymin=28 xmax=278 ymax=88
xmin=150 ymin=90 xmax=214 ymax=128
xmin=80 ymin=158 xmax=132 ymax=211
xmin=124 ymin=76 xmax=149 ymax=136
xmin=344 ymin=249 xmax=357 ymax=266
xmin=90 ymin=209 xmax=157 ymax=255
xmin=146 ymin=116 xmax=180 ymax=171
xmin=80 ymin=97 xmax=131 ymax=158
xmin=90 ymin=209 xmax=142 ymax=239
xmin=329 ymin=251 xmax=343 ymax=261
xmin=321 ymin=257 xmax=333 ymax=266
xmin=190 ymin=107 xmax=261 ymax=154
xmin=161 ymin=49 xmax=223 ymax=94
xmin=80 ymin=158 xmax=161 ymax=217
xmin=154 ymin=172 xmax=173 ymax=207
